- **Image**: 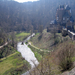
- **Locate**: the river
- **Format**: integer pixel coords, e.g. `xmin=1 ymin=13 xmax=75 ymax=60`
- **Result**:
xmin=17 ymin=33 xmax=39 ymax=74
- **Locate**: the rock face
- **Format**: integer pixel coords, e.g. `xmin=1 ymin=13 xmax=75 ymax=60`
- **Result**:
xmin=61 ymin=67 xmax=75 ymax=75
xmin=21 ymin=42 xmax=24 ymax=45
xmin=68 ymin=67 xmax=75 ymax=75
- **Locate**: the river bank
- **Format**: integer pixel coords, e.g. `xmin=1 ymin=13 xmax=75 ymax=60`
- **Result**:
xmin=17 ymin=42 xmax=39 ymax=68
xmin=17 ymin=33 xmax=39 ymax=75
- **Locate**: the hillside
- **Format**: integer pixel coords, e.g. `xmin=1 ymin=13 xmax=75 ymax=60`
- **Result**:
xmin=0 ymin=0 xmax=75 ymax=32
xmin=0 ymin=32 xmax=31 ymax=75
xmin=0 ymin=52 xmax=30 ymax=75
xmin=30 ymin=29 xmax=70 ymax=50
xmin=29 ymin=32 xmax=75 ymax=75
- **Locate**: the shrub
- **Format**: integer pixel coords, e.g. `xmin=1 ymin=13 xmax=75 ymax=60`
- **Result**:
xmin=54 ymin=38 xmax=59 ymax=45
xmin=58 ymin=43 xmax=75 ymax=71
xmin=29 ymin=58 xmax=54 ymax=75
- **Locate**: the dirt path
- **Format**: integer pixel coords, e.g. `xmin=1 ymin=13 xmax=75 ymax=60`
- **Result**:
xmin=28 ymin=42 xmax=52 ymax=53
xmin=0 ymin=42 xmax=8 ymax=49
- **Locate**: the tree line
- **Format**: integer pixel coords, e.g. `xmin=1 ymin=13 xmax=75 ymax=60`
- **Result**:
xmin=0 ymin=0 xmax=75 ymax=32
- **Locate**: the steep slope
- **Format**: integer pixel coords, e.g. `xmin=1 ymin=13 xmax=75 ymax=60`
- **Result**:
xmin=28 ymin=40 xmax=75 ymax=75
xmin=0 ymin=0 xmax=75 ymax=32
xmin=30 ymin=29 xmax=70 ymax=50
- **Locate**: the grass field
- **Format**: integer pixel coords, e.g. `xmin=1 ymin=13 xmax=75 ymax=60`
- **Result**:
xmin=0 ymin=51 xmax=30 ymax=75
xmin=16 ymin=32 xmax=30 ymax=41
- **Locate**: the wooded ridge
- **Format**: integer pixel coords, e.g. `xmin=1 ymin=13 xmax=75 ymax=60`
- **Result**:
xmin=0 ymin=0 xmax=75 ymax=32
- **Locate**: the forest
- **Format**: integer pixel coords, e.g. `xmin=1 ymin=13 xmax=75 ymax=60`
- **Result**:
xmin=0 ymin=0 xmax=75 ymax=32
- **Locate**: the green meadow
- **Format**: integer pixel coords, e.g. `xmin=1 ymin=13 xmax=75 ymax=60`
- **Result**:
xmin=16 ymin=32 xmax=30 ymax=41
xmin=0 ymin=51 xmax=30 ymax=75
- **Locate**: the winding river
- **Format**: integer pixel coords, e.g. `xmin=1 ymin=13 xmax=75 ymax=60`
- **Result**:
xmin=17 ymin=33 xmax=39 ymax=74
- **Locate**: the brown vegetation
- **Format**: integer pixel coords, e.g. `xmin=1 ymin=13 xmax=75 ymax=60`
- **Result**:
xmin=51 ymin=41 xmax=75 ymax=72
xmin=57 ymin=42 xmax=75 ymax=71
xmin=28 ymin=41 xmax=75 ymax=75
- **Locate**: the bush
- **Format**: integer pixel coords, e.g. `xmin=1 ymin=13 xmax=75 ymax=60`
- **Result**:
xmin=58 ymin=43 xmax=75 ymax=71
xmin=54 ymin=38 xmax=59 ymax=45
xmin=0 ymin=44 xmax=16 ymax=58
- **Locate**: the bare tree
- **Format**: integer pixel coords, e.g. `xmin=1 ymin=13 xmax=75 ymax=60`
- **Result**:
xmin=58 ymin=43 xmax=75 ymax=71
xmin=30 ymin=25 xmax=33 ymax=35
xmin=11 ymin=32 xmax=16 ymax=47
xmin=39 ymin=25 xmax=43 ymax=34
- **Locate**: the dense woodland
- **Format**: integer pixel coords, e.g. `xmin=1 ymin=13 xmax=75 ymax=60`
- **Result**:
xmin=0 ymin=0 xmax=75 ymax=32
